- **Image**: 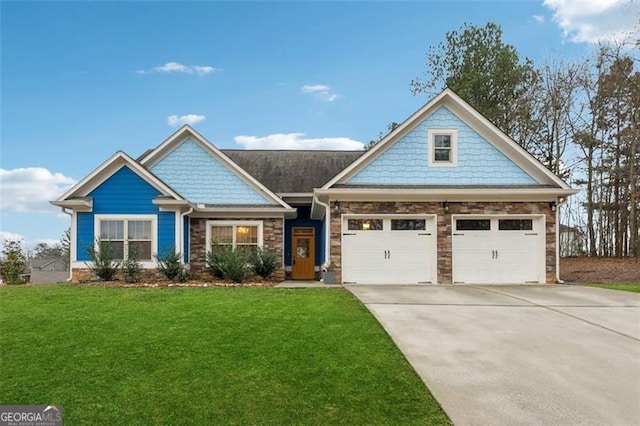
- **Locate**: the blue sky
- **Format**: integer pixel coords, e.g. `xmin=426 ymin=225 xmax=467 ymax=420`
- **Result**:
xmin=1 ymin=0 xmax=637 ymax=247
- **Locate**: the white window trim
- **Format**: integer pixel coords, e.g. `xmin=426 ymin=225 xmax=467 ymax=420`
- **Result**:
xmin=205 ymin=220 xmax=263 ymax=253
xmin=93 ymin=214 xmax=158 ymax=268
xmin=428 ymin=129 xmax=458 ymax=167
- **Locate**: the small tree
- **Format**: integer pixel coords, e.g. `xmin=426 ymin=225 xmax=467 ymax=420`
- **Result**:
xmin=155 ymin=247 xmax=189 ymax=282
xmin=122 ymin=245 xmax=143 ymax=283
xmin=0 ymin=239 xmax=28 ymax=285
xmin=86 ymin=240 xmax=119 ymax=281
xmin=251 ymin=247 xmax=279 ymax=280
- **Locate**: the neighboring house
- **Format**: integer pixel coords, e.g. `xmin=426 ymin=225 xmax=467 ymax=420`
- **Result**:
xmin=559 ymin=224 xmax=585 ymax=257
xmin=51 ymin=89 xmax=578 ymax=284
xmin=29 ymin=258 xmax=69 ymax=284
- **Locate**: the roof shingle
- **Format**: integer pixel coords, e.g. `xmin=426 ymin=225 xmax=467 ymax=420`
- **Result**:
xmin=222 ymin=150 xmax=363 ymax=193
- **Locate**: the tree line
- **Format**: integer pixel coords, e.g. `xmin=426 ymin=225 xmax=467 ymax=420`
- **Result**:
xmin=408 ymin=22 xmax=639 ymax=257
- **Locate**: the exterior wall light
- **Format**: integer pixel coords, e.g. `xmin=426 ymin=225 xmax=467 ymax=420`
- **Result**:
xmin=549 ymin=201 xmax=557 ymax=212
xmin=443 ymin=201 xmax=449 ymax=213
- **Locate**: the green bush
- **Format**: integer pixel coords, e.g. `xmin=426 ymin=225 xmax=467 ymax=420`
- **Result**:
xmin=206 ymin=244 xmax=228 ymax=279
xmin=0 ymin=239 xmax=27 ymax=285
xmin=251 ymin=247 xmax=279 ymax=279
xmin=155 ymin=247 xmax=189 ymax=282
xmin=122 ymin=245 xmax=143 ymax=283
xmin=207 ymin=245 xmax=251 ymax=283
xmin=86 ymin=240 xmax=119 ymax=281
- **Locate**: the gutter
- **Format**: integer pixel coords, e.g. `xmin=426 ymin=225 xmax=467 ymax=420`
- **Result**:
xmin=314 ymin=198 xmax=331 ymax=269
xmin=59 ymin=207 xmax=73 ymax=282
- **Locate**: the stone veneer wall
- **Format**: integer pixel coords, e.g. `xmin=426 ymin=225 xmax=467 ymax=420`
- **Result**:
xmin=189 ymin=217 xmax=285 ymax=281
xmin=330 ymin=201 xmax=556 ymax=285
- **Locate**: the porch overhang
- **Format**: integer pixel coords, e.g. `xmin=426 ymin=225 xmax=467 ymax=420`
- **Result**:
xmin=190 ymin=204 xmax=297 ymax=219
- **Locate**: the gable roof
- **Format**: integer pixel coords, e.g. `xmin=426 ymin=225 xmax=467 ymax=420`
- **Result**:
xmin=52 ymin=151 xmax=183 ymax=208
xmin=324 ymin=88 xmax=574 ymax=190
xmin=222 ymin=150 xmax=364 ymax=193
xmin=139 ymin=125 xmax=291 ymax=208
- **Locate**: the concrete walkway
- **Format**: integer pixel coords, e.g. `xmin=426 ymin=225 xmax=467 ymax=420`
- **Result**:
xmin=274 ymin=280 xmax=341 ymax=288
xmin=346 ymin=284 xmax=640 ymax=426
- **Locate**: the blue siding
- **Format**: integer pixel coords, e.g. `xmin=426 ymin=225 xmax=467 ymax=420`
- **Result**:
xmin=183 ymin=216 xmax=190 ymax=263
xmin=76 ymin=166 xmax=175 ymax=261
xmin=348 ymin=106 xmax=538 ymax=186
xmin=284 ymin=206 xmax=324 ymax=267
xmin=151 ymin=138 xmax=272 ymax=204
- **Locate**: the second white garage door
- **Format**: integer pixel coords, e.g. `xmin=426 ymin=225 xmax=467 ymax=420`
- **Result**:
xmin=342 ymin=215 xmax=436 ymax=284
xmin=452 ymin=216 xmax=545 ymax=284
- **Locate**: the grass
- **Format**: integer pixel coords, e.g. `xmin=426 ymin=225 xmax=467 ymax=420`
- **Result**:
xmin=0 ymin=285 xmax=450 ymax=425
xmin=584 ymin=283 xmax=640 ymax=293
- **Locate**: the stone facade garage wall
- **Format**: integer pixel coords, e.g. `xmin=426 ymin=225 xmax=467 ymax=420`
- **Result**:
xmin=330 ymin=201 xmax=556 ymax=284
xmin=189 ymin=217 xmax=285 ymax=281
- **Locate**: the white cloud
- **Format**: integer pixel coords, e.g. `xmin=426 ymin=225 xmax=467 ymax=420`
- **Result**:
xmin=0 ymin=231 xmax=24 ymax=243
xmin=234 ymin=133 xmax=363 ymax=150
xmin=167 ymin=114 xmax=206 ymax=127
xmin=0 ymin=168 xmax=76 ymax=213
xmin=301 ymin=84 xmax=339 ymax=102
xmin=543 ymin=0 xmax=639 ymax=43
xmin=532 ymin=14 xmax=545 ymax=23
xmin=136 ymin=61 xmax=219 ymax=75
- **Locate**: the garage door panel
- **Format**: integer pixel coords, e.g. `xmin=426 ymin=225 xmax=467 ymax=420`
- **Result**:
xmin=452 ymin=217 xmax=543 ymax=284
xmin=342 ymin=216 xmax=435 ymax=284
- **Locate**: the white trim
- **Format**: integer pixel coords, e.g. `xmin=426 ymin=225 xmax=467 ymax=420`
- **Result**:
xmin=205 ymin=220 xmax=264 ymax=253
xmin=428 ymin=129 xmax=457 ymax=167
xmin=323 ymin=88 xmax=574 ymax=190
xmin=70 ymin=211 xmax=77 ymax=263
xmin=93 ymin=214 xmax=158 ymax=268
xmin=190 ymin=206 xmax=296 ymax=219
xmin=315 ymin=187 xmax=578 ymax=202
xmin=139 ymin=125 xmax=291 ymax=209
xmin=55 ymin=151 xmax=183 ymax=202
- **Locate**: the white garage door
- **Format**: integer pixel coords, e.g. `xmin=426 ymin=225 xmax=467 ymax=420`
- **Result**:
xmin=342 ymin=216 xmax=436 ymax=284
xmin=452 ymin=216 xmax=544 ymax=284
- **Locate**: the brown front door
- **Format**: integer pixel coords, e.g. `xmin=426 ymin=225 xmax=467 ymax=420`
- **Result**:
xmin=292 ymin=227 xmax=315 ymax=280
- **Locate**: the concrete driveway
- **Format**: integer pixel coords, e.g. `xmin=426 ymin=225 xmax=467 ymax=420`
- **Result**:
xmin=346 ymin=284 xmax=640 ymax=426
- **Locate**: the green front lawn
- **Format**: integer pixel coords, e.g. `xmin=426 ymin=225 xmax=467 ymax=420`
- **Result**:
xmin=585 ymin=284 xmax=640 ymax=293
xmin=0 ymin=285 xmax=449 ymax=425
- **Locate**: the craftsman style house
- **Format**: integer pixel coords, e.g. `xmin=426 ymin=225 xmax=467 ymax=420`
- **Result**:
xmin=52 ymin=89 xmax=578 ymax=284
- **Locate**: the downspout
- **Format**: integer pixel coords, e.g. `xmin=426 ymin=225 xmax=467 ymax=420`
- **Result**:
xmin=60 ymin=207 xmax=73 ymax=282
xmin=179 ymin=207 xmax=194 ymax=265
xmin=314 ymin=198 xmax=331 ymax=269
xmin=555 ymin=197 xmax=567 ymax=284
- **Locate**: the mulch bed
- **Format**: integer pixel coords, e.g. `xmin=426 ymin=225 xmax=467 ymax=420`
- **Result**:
xmin=560 ymin=257 xmax=640 ymax=284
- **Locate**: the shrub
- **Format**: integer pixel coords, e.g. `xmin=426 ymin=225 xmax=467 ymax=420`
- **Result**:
xmin=251 ymin=247 xmax=279 ymax=279
xmin=207 ymin=245 xmax=250 ymax=283
xmin=86 ymin=240 xmax=119 ymax=281
xmin=155 ymin=247 xmax=189 ymax=282
xmin=206 ymin=243 xmax=228 ymax=279
xmin=0 ymin=239 xmax=27 ymax=285
xmin=122 ymin=245 xmax=143 ymax=283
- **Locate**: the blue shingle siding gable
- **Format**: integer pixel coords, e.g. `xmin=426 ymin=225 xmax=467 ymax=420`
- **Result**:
xmin=76 ymin=166 xmax=175 ymax=261
xmin=347 ymin=106 xmax=538 ymax=186
xmin=150 ymin=139 xmax=272 ymax=205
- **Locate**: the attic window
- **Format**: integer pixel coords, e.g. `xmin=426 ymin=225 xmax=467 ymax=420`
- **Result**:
xmin=428 ymin=129 xmax=457 ymax=167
